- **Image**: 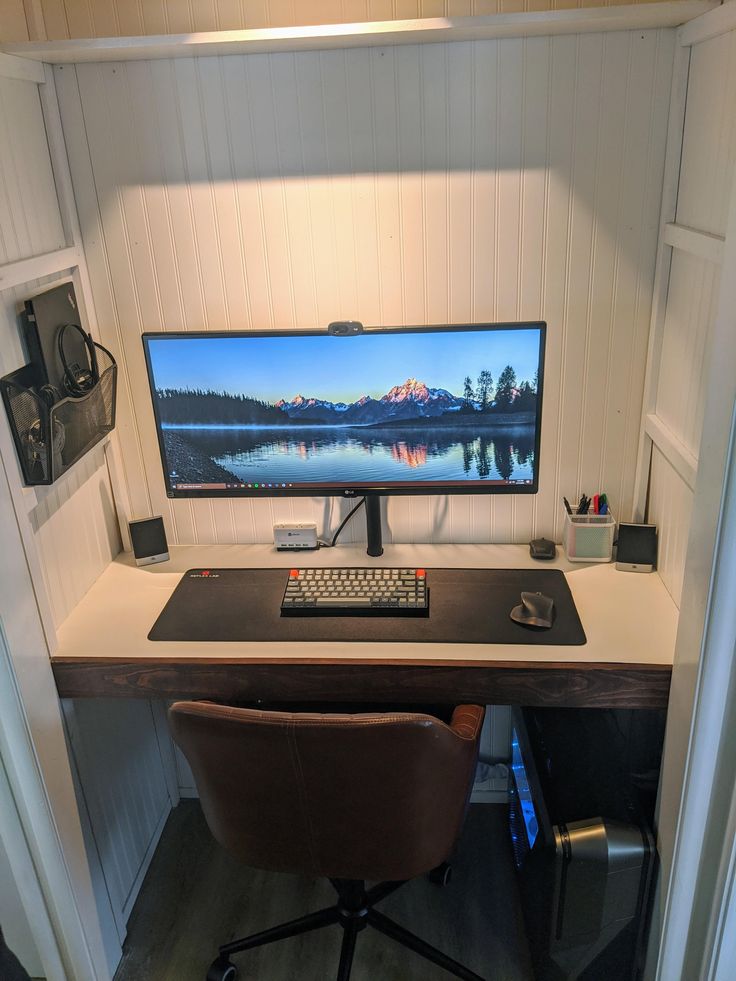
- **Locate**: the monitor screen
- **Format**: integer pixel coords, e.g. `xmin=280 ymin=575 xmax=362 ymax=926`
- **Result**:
xmin=143 ymin=323 xmax=545 ymax=498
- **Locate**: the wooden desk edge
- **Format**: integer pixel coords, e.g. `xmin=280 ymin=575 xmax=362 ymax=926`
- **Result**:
xmin=51 ymin=657 xmax=672 ymax=709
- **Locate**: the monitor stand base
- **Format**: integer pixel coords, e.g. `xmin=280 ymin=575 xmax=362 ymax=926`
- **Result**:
xmin=365 ymin=495 xmax=384 ymax=557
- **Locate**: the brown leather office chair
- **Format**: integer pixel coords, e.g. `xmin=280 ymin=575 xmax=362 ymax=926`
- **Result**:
xmin=169 ymin=701 xmax=486 ymax=981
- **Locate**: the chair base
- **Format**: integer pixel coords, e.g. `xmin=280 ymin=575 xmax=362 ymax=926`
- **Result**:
xmin=208 ymin=877 xmax=485 ymax=981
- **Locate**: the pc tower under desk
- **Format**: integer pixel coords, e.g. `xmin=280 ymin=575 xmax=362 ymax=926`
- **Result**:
xmin=509 ymin=707 xmax=664 ymax=981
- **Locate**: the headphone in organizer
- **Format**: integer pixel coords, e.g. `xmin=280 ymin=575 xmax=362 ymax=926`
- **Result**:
xmin=57 ymin=322 xmax=100 ymax=397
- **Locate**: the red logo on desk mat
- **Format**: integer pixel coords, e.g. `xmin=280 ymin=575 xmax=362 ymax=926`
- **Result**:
xmin=189 ymin=570 xmax=221 ymax=579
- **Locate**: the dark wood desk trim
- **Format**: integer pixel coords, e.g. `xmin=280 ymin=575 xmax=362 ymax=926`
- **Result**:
xmin=52 ymin=658 xmax=672 ymax=709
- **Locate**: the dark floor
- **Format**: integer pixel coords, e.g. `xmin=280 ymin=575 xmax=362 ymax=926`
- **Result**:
xmin=114 ymin=801 xmax=534 ymax=981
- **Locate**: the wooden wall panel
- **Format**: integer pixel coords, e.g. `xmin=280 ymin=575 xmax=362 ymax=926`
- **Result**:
xmin=0 ymin=76 xmax=65 ymax=264
xmin=676 ymin=29 xmax=736 ymax=238
xmin=57 ymin=31 xmax=673 ymax=548
xmin=30 ymin=0 xmax=678 ymax=40
xmin=0 ymin=0 xmax=30 ymax=41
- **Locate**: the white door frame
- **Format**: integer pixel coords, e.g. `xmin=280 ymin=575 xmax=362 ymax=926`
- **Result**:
xmin=0 ymin=450 xmax=109 ymax=980
xmin=653 ymin=6 xmax=736 ymax=975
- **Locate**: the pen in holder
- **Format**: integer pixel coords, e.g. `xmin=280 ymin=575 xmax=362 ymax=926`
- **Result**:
xmin=563 ymin=509 xmax=616 ymax=563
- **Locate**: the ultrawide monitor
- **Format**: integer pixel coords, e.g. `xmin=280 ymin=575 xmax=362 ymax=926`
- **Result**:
xmin=143 ymin=324 xmax=545 ymax=498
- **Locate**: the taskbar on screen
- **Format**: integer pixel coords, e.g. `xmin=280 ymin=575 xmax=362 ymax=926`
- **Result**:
xmin=170 ymin=479 xmax=534 ymax=491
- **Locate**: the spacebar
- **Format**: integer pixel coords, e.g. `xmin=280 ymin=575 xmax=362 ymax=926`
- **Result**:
xmin=314 ymin=597 xmax=371 ymax=606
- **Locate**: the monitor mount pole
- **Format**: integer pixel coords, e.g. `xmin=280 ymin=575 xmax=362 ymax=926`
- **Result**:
xmin=365 ymin=495 xmax=384 ymax=557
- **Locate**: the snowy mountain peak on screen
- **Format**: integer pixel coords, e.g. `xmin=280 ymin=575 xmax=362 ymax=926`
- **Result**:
xmin=278 ymin=394 xmax=349 ymax=414
xmin=277 ymin=378 xmax=463 ymax=422
xmin=382 ymin=378 xmax=457 ymax=406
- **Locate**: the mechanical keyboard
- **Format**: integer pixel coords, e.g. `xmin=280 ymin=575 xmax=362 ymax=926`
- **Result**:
xmin=280 ymin=567 xmax=429 ymax=616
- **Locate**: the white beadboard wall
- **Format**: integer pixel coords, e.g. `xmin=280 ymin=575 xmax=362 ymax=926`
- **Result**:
xmin=57 ymin=30 xmax=674 ymax=548
xmin=31 ymin=0 xmax=678 ymax=40
xmin=675 ymin=29 xmax=736 ymax=238
xmin=0 ymin=74 xmax=65 ymax=264
xmin=647 ymin=26 xmax=736 ymax=607
xmin=655 ymin=251 xmax=720 ymax=461
xmin=61 ymin=699 xmax=172 ymax=936
xmin=0 ymin=69 xmax=169 ymax=973
xmin=0 ymin=73 xmax=120 ymax=625
xmin=0 ymin=276 xmax=122 ymax=628
xmin=648 ymin=446 xmax=692 ymax=605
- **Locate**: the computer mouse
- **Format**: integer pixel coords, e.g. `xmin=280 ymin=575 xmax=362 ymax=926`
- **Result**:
xmin=510 ymin=591 xmax=555 ymax=629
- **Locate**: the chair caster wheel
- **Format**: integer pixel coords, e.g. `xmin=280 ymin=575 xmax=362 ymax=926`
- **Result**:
xmin=206 ymin=957 xmax=238 ymax=981
xmin=429 ymin=862 xmax=452 ymax=886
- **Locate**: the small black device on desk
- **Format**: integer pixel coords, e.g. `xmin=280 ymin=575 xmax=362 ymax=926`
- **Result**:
xmin=280 ymin=567 xmax=429 ymax=616
xmin=529 ymin=538 xmax=556 ymax=560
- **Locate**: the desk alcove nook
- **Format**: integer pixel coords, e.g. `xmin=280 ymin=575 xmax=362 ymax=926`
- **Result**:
xmin=1 ymin=2 xmax=735 ymax=979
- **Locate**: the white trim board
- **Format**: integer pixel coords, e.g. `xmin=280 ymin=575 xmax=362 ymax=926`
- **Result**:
xmin=662 ymin=222 xmax=725 ymax=264
xmin=0 ymin=631 xmax=66 ymax=981
xmin=631 ymin=40 xmax=692 ymax=522
xmin=0 ymin=50 xmax=45 ymax=82
xmin=645 ymin=413 xmax=699 ymax=491
xmin=680 ymin=0 xmax=736 ymax=46
xmin=0 ymin=246 xmax=80 ymax=290
xmin=1 ymin=3 xmax=716 ymax=64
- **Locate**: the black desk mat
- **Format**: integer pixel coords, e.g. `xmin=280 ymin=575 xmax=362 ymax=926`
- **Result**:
xmin=148 ymin=568 xmax=586 ymax=645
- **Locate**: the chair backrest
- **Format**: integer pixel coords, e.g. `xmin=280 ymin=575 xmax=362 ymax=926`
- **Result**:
xmin=169 ymin=702 xmax=484 ymax=882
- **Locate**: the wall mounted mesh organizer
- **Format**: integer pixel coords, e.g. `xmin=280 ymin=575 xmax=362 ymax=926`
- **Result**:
xmin=0 ymin=343 xmax=117 ymax=486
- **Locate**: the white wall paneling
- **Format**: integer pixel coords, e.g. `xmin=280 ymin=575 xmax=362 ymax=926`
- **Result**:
xmin=647 ymin=445 xmax=693 ymax=607
xmin=0 ymin=63 xmax=174 ymax=979
xmin=0 ymin=802 xmax=45 ymax=978
xmin=630 ymin=37 xmax=689 ymax=523
xmin=676 ymin=26 xmax=736 ymax=237
xmin=0 ymin=70 xmax=122 ymax=638
xmin=0 ymin=276 xmax=122 ymax=635
xmin=636 ymin=26 xmax=736 ymax=606
xmin=0 ymin=507 xmax=108 ymax=979
xmin=57 ymin=30 xmax=674 ymax=548
xmin=0 ymin=74 xmax=65 ymax=264
xmin=29 ymin=443 xmax=121 ymax=627
xmin=61 ymin=699 xmax=173 ymax=939
xmin=654 ymin=251 xmax=720 ymax=463
xmin=647 ymin=16 xmax=736 ymax=980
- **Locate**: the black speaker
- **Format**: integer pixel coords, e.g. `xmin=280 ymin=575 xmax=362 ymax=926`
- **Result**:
xmin=616 ymin=523 xmax=657 ymax=572
xmin=129 ymin=516 xmax=169 ymax=567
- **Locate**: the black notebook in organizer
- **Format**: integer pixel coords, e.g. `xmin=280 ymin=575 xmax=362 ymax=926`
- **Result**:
xmin=149 ymin=567 xmax=586 ymax=645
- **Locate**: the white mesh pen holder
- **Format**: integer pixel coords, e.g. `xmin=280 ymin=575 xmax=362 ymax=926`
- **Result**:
xmin=563 ymin=511 xmax=615 ymax=562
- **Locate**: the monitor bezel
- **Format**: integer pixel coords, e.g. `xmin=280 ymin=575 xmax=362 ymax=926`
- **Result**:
xmin=142 ymin=322 xmax=546 ymax=499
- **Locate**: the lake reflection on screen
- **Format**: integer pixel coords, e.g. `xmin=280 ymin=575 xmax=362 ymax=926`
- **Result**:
xmin=177 ymin=425 xmax=536 ymax=484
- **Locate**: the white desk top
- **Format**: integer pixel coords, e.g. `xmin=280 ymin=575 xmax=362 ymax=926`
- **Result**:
xmin=54 ymin=544 xmax=678 ymax=668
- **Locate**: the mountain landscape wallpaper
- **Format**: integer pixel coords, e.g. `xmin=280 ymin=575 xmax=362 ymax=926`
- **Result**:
xmin=145 ymin=328 xmax=543 ymax=488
